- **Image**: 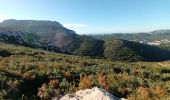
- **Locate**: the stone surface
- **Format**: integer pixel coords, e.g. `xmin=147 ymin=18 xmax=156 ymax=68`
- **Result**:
xmin=54 ymin=87 xmax=126 ymax=100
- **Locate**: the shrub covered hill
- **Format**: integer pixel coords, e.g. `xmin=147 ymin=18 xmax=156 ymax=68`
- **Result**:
xmin=92 ymin=29 xmax=170 ymax=51
xmin=0 ymin=19 xmax=170 ymax=61
xmin=0 ymin=42 xmax=170 ymax=99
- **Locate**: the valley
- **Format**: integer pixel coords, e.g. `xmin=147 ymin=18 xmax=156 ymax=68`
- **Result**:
xmin=1 ymin=20 xmax=170 ymax=61
xmin=1 ymin=0 xmax=170 ymax=99
xmin=0 ymin=20 xmax=170 ymax=100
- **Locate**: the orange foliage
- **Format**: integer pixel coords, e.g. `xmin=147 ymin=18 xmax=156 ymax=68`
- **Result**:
xmin=49 ymin=80 xmax=59 ymax=88
xmin=37 ymin=62 xmax=46 ymax=69
xmin=153 ymin=86 xmax=166 ymax=97
xmin=37 ymin=84 xmax=47 ymax=99
xmin=79 ymin=74 xmax=93 ymax=89
xmin=53 ymin=63 xmax=63 ymax=68
xmin=128 ymin=86 xmax=152 ymax=100
xmin=23 ymin=72 xmax=31 ymax=79
xmin=117 ymin=71 xmax=132 ymax=81
xmin=0 ymin=57 xmax=10 ymax=69
xmin=63 ymin=71 xmax=71 ymax=77
xmin=38 ymin=81 xmax=61 ymax=99
xmin=98 ymin=73 xmax=109 ymax=90
xmin=10 ymin=70 xmax=22 ymax=76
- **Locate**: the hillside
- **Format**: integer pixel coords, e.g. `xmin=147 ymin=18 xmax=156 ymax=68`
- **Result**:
xmin=92 ymin=30 xmax=170 ymax=48
xmin=0 ymin=19 xmax=104 ymax=56
xmin=1 ymin=20 xmax=170 ymax=61
xmin=0 ymin=19 xmax=77 ymax=51
xmin=92 ymin=30 xmax=170 ymax=42
xmin=0 ymin=42 xmax=170 ymax=99
xmin=92 ymin=30 xmax=170 ymax=58
xmin=104 ymin=39 xmax=170 ymax=61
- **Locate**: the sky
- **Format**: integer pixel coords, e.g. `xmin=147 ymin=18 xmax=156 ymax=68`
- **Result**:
xmin=0 ymin=0 xmax=170 ymax=34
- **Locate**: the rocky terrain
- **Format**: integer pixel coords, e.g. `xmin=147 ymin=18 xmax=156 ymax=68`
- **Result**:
xmin=56 ymin=87 xmax=126 ymax=100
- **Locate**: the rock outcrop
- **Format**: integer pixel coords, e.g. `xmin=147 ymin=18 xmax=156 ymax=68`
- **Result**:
xmin=54 ymin=87 xmax=126 ymax=100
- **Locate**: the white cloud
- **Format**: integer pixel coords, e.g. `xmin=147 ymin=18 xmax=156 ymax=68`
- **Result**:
xmin=63 ymin=24 xmax=88 ymax=28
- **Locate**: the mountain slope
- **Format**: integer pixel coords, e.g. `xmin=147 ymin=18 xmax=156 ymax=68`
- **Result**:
xmin=92 ymin=29 xmax=170 ymax=43
xmin=104 ymin=39 xmax=170 ymax=61
xmin=0 ymin=19 xmax=77 ymax=48
xmin=0 ymin=19 xmax=104 ymax=57
xmin=0 ymin=28 xmax=28 ymax=45
xmin=0 ymin=20 xmax=170 ymax=61
xmin=0 ymin=42 xmax=170 ymax=99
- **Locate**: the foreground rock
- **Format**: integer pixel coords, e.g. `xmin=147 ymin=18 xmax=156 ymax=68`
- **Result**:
xmin=54 ymin=87 xmax=126 ymax=100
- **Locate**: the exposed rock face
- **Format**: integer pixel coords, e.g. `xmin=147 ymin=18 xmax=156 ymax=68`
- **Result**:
xmin=0 ymin=19 xmax=105 ymax=56
xmin=54 ymin=87 xmax=126 ymax=100
xmin=0 ymin=28 xmax=27 ymax=44
xmin=0 ymin=19 xmax=77 ymax=48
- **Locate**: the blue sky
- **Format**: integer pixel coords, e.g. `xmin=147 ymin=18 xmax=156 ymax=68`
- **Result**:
xmin=0 ymin=0 xmax=170 ymax=34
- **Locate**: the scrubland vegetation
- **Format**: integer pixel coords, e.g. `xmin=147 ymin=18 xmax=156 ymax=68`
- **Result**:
xmin=0 ymin=42 xmax=170 ymax=100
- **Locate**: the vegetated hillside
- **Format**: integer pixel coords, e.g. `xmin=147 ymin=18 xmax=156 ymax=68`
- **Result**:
xmin=160 ymin=42 xmax=170 ymax=51
xmin=72 ymin=35 xmax=104 ymax=57
xmin=92 ymin=33 xmax=151 ymax=42
xmin=150 ymin=29 xmax=170 ymax=40
xmin=92 ymin=29 xmax=170 ymax=50
xmin=92 ymin=29 xmax=170 ymax=42
xmin=0 ymin=19 xmax=77 ymax=50
xmin=0 ymin=19 xmax=104 ymax=57
xmin=104 ymin=39 xmax=170 ymax=61
xmin=0 ymin=42 xmax=170 ymax=100
xmin=0 ymin=28 xmax=41 ymax=47
xmin=1 ymin=20 xmax=170 ymax=61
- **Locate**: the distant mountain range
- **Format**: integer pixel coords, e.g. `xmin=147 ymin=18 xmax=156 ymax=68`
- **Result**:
xmin=92 ymin=29 xmax=170 ymax=44
xmin=0 ymin=19 xmax=170 ymax=61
